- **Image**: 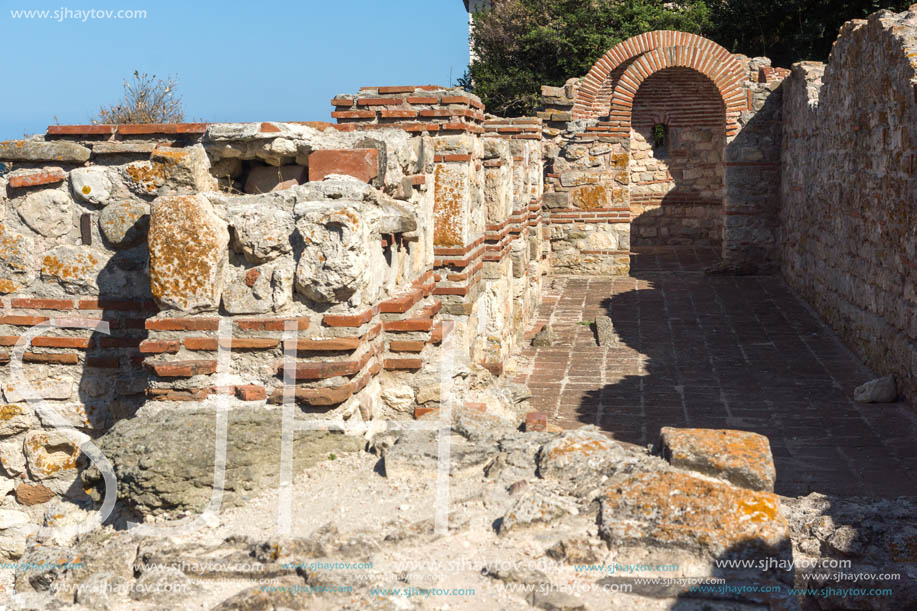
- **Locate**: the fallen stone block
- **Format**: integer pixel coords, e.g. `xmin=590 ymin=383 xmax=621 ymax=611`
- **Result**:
xmin=595 ymin=315 xmax=617 ymax=346
xmin=532 ymin=324 xmax=555 ymax=347
xmin=854 ymin=375 xmax=897 ymax=403
xmin=600 ymin=471 xmax=789 ymax=561
xmin=81 ymin=407 xmax=364 ymax=515
xmin=499 ymin=488 xmax=579 ymax=535
xmin=659 ymin=427 xmax=776 ymax=492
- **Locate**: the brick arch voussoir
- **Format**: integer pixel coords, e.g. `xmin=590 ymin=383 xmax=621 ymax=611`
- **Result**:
xmin=573 ymin=31 xmax=746 ymax=120
xmin=606 ymin=46 xmax=746 ymax=135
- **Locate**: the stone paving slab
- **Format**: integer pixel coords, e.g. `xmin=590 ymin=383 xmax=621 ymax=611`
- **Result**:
xmin=514 ymin=248 xmax=917 ymax=497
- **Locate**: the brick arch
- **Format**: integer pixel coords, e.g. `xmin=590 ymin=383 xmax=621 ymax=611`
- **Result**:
xmin=607 ymin=46 xmax=746 ymax=138
xmin=572 ymin=31 xmax=746 ymax=121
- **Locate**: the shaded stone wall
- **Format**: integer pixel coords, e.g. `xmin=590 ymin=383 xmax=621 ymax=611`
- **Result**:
xmin=781 ymin=7 xmax=917 ymax=398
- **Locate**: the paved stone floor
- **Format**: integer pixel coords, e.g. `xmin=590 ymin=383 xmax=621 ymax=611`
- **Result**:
xmin=514 ymin=247 xmax=917 ymax=497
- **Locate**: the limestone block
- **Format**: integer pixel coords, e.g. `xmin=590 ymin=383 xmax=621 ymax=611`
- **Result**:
xmin=41 ymin=245 xmax=106 ymax=294
xmin=149 ymin=194 xmax=229 ymax=312
xmin=380 ymin=385 xmax=415 ymax=414
xmin=228 ymin=205 xmax=295 ymax=263
xmin=498 ymin=488 xmax=578 ymax=534
xmin=600 ymin=471 xmax=788 ymax=558
xmin=98 ymin=200 xmax=150 ymax=247
xmin=659 ymin=427 xmax=776 ymax=492
xmin=433 ymin=164 xmax=471 ymax=247
xmin=0 ymin=223 xmax=37 ymax=293
xmin=23 ymin=430 xmax=79 ymax=481
xmin=0 ymin=140 xmax=90 ymax=163
xmin=222 ymin=262 xmax=293 ymax=315
xmin=0 ymin=440 xmax=26 ymax=477
xmin=853 ymin=375 xmax=897 ymax=403
xmin=0 ymin=404 xmax=34 ymax=437
xmin=16 ymin=189 xmax=72 ymax=237
xmin=151 ymin=145 xmax=217 ymax=194
xmin=71 ymin=166 xmax=115 ymax=205
xmin=3 ymin=375 xmax=74 ymax=403
xmin=294 ymin=203 xmax=381 ymax=307
xmin=595 ymin=316 xmax=617 ymax=346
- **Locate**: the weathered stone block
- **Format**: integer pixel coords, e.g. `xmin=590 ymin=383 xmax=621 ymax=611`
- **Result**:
xmin=659 ymin=427 xmax=776 ymax=492
xmin=71 ymin=166 xmax=117 ymax=206
xmin=0 ymin=140 xmax=90 ymax=163
xmin=853 ymin=375 xmax=897 ymax=403
xmin=98 ymin=200 xmax=150 ymax=248
xmin=222 ymin=262 xmax=293 ymax=314
xmin=149 ymin=194 xmax=229 ymax=312
xmin=0 ymin=223 xmax=37 ymax=293
xmin=294 ymin=203 xmax=381 ymax=307
xmin=228 ymin=205 xmax=295 ymax=263
xmin=41 ymin=245 xmax=106 ymax=294
xmin=16 ymin=189 xmax=73 ymax=237
xmin=600 ymin=471 xmax=788 ymax=558
xmin=23 ymin=430 xmax=79 ymax=481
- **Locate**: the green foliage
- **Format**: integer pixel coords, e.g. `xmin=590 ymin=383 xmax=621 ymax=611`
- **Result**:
xmin=706 ymin=0 xmax=913 ymax=67
xmin=467 ymin=0 xmax=712 ymax=116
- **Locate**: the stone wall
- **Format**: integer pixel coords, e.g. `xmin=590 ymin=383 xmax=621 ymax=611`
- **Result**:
xmin=0 ymin=89 xmax=545 ymax=512
xmin=781 ymin=7 xmax=917 ymax=398
xmin=629 ymin=67 xmax=726 ymax=247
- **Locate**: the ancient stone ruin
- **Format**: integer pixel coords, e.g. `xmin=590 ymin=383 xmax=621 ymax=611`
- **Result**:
xmin=0 ymin=5 xmax=914 ymax=610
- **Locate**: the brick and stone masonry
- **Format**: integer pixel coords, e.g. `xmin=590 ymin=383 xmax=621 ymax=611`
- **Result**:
xmin=0 ymin=5 xmax=914 ymax=512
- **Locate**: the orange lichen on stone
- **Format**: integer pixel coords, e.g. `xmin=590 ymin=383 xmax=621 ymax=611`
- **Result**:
xmin=660 ymin=427 xmax=776 ymax=492
xmin=0 ymin=278 xmax=16 ymax=294
xmin=601 ymin=471 xmax=787 ymax=555
xmin=25 ymin=431 xmax=80 ymax=475
xmin=0 ymin=404 xmax=23 ymax=420
xmin=42 ymin=251 xmax=100 ymax=283
xmin=125 ymin=160 xmax=170 ymax=193
xmin=433 ymin=164 xmax=466 ymax=247
xmin=570 ymin=185 xmax=612 ymax=209
xmin=148 ymin=194 xmax=229 ymax=311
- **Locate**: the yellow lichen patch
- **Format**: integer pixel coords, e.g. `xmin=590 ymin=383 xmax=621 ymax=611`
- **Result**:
xmin=0 ymin=404 xmax=23 ymax=420
xmin=0 ymin=278 xmax=16 ymax=293
xmin=81 ymin=185 xmax=92 ymax=195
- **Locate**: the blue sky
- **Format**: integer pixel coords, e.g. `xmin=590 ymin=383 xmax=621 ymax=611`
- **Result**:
xmin=0 ymin=0 xmax=470 ymax=139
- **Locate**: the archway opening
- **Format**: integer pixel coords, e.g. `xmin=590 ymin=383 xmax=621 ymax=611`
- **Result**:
xmin=627 ymin=67 xmax=726 ymax=248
